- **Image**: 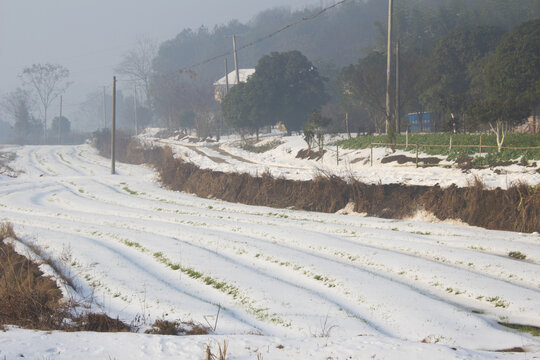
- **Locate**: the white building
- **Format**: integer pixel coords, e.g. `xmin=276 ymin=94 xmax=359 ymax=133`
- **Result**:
xmin=213 ymin=69 xmax=255 ymax=102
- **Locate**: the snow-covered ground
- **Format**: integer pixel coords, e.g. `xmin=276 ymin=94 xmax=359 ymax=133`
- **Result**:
xmin=0 ymin=144 xmax=539 ymax=359
xmin=139 ymin=130 xmax=540 ymax=190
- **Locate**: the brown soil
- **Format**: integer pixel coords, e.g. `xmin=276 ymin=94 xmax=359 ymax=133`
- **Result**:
xmin=381 ymin=154 xmax=441 ymax=165
xmin=296 ymin=149 xmax=326 ymax=160
xmin=350 ymin=157 xmax=369 ymax=165
xmin=94 ymin=135 xmax=540 ymax=233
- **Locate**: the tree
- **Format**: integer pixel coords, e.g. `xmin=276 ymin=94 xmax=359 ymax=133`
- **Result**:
xmin=151 ymin=71 xmax=218 ymax=137
xmin=0 ymin=121 xmax=12 ymax=144
xmin=302 ymin=110 xmax=331 ymax=154
xmin=115 ymin=38 xmax=158 ymax=109
xmin=222 ymin=78 xmax=271 ymax=141
xmin=251 ymin=51 xmax=328 ymax=134
xmin=222 ymin=82 xmax=252 ymax=140
xmin=1 ymin=88 xmax=41 ymax=144
xmin=422 ymin=26 xmax=504 ymax=132
xmin=338 ymin=52 xmax=387 ymax=134
xmin=20 ymin=64 xmax=70 ymax=142
xmin=471 ymin=19 xmax=540 ymax=149
xmin=50 ymin=116 xmax=71 ymax=144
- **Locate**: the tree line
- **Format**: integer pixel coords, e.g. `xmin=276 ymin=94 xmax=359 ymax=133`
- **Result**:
xmin=220 ymin=19 xmax=539 ymax=152
xmin=145 ymin=0 xmax=539 ymax=147
xmin=1 ymin=64 xmax=74 ymax=145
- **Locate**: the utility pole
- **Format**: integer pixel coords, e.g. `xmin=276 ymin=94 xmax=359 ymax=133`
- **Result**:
xmin=133 ymin=85 xmax=138 ymax=136
xmin=58 ymin=96 xmax=63 ymax=144
xmin=219 ymin=58 xmax=230 ymax=141
xmin=232 ymin=35 xmax=240 ymax=85
xmin=225 ymin=58 xmax=230 ymax=93
xmin=385 ymin=0 xmax=393 ymax=135
xmin=395 ymin=40 xmax=400 ymax=134
xmin=111 ymin=76 xmax=117 ymax=175
xmin=103 ymin=86 xmax=107 ymax=129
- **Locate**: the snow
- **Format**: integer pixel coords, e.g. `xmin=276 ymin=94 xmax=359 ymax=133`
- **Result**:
xmin=214 ymin=69 xmax=256 ymax=86
xmin=0 ymin=144 xmax=539 ymax=359
xmin=140 ymin=131 xmax=540 ymax=189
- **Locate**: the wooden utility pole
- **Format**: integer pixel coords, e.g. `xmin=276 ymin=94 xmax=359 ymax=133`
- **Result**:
xmin=385 ymin=0 xmax=393 ymax=135
xmin=111 ymin=76 xmax=117 ymax=175
xmin=58 ymin=96 xmax=63 ymax=144
xmin=133 ymin=85 xmax=138 ymax=136
xmin=232 ymin=35 xmax=240 ymax=85
xmin=219 ymin=58 xmax=230 ymax=141
xmin=225 ymin=58 xmax=230 ymax=93
xmin=395 ymin=40 xmax=400 ymax=134
xmin=345 ymin=112 xmax=351 ymax=139
xmin=103 ymin=86 xmax=107 ymax=129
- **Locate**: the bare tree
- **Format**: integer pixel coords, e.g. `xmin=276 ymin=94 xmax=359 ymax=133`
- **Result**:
xmin=20 ymin=63 xmax=70 ymax=142
xmin=115 ymin=38 xmax=158 ymax=108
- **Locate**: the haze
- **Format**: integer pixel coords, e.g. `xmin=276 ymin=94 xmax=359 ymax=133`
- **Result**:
xmin=0 ymin=0 xmax=328 ymax=125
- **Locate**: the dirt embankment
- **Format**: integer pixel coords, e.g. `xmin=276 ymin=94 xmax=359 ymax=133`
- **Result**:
xmin=0 ymin=223 xmax=130 ymax=332
xmin=95 ymin=135 xmax=540 ymax=233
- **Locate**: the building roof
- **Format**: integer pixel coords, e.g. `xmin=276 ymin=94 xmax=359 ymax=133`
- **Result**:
xmin=213 ymin=69 xmax=255 ymax=86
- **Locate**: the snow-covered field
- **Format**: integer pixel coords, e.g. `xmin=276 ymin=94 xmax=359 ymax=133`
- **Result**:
xmin=140 ymin=130 xmax=540 ymax=190
xmin=0 ymin=144 xmax=539 ymax=359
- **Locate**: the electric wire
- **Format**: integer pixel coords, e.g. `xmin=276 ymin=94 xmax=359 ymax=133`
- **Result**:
xmin=181 ymin=0 xmax=352 ymax=71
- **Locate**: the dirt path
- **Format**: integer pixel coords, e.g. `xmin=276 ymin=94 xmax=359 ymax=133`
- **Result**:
xmin=209 ymin=145 xmax=255 ymax=164
xmin=184 ymin=145 xmax=229 ymax=164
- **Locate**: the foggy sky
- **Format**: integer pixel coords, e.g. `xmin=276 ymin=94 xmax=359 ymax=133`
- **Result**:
xmin=0 ymin=0 xmax=330 ymax=128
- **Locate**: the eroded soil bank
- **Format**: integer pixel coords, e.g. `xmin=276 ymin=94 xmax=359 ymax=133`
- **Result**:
xmin=94 ymin=135 xmax=540 ymax=233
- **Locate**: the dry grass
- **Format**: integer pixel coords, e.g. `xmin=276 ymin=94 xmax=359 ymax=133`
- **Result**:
xmin=93 ymin=137 xmax=540 ymax=233
xmin=0 ymin=222 xmax=68 ymax=330
xmin=205 ymin=340 xmax=229 ymax=360
xmin=145 ymin=319 xmax=210 ymax=336
xmin=0 ymin=222 xmax=132 ymax=332
xmin=70 ymin=313 xmax=131 ymax=333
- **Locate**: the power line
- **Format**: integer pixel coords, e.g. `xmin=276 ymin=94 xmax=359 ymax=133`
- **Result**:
xmin=182 ymin=0 xmax=352 ymax=71
xmin=58 ymin=0 xmax=355 ymax=111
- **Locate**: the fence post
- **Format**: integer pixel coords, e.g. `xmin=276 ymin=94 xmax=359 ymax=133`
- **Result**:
xmin=479 ymin=135 xmax=482 ymax=155
xmin=416 ymin=144 xmax=419 ymax=168
xmin=370 ymin=144 xmax=373 ymax=167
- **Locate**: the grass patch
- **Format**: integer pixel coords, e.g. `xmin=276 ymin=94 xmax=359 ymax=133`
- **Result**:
xmin=499 ymin=322 xmax=540 ymax=337
xmin=339 ymin=133 xmax=540 ymax=162
xmin=508 ymin=251 xmax=527 ymax=260
xmin=122 ymin=186 xmax=138 ymax=195
xmin=240 ymin=139 xmax=283 ymax=153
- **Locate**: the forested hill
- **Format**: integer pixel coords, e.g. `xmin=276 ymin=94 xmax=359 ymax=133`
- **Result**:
xmin=152 ymin=0 xmax=540 ymax=84
xmin=152 ymin=0 xmax=384 ymax=84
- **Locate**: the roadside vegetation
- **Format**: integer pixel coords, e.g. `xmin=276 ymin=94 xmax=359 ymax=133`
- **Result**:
xmin=339 ymin=133 xmax=540 ymax=167
xmin=0 ymin=222 xmax=209 ymax=335
xmin=0 ymin=222 xmax=129 ymax=332
xmin=92 ymin=134 xmax=540 ymax=233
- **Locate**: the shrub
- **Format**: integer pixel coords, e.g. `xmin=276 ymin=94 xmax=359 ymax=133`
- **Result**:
xmin=508 ymin=251 xmax=527 ymax=260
